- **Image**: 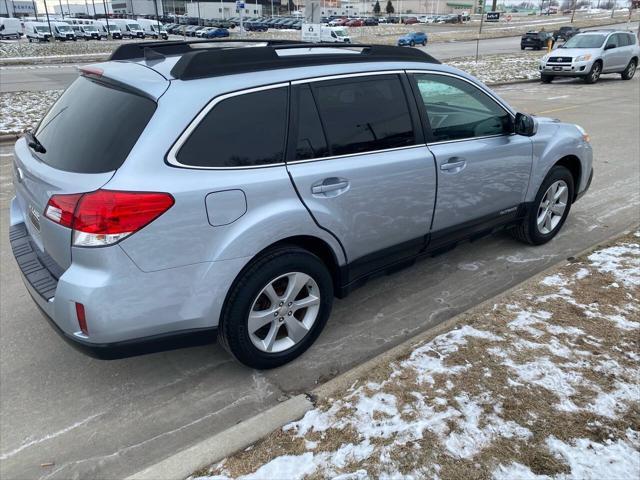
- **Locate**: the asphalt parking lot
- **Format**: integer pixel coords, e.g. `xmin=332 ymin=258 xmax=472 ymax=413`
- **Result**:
xmin=0 ymin=74 xmax=639 ymax=479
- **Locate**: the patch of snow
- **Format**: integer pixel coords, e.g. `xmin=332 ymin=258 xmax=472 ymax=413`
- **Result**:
xmin=588 ymin=243 xmax=640 ymax=287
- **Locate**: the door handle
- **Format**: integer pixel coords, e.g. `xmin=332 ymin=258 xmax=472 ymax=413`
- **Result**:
xmin=311 ymin=178 xmax=350 ymax=195
xmin=440 ymin=157 xmax=467 ymax=173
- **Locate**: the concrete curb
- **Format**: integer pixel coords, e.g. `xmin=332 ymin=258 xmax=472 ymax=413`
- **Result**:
xmin=0 ymin=134 xmax=20 ymax=144
xmin=125 ymin=394 xmax=313 ymax=480
xmin=124 ymin=225 xmax=637 ymax=480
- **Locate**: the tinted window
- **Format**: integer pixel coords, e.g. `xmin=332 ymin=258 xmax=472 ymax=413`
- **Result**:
xmin=34 ymin=77 xmax=156 ymax=173
xmin=312 ymin=75 xmax=415 ymax=156
xmin=177 ymin=87 xmax=288 ymax=168
xmin=605 ymin=34 xmax=618 ymax=48
xmin=616 ymin=33 xmax=629 ymax=47
xmin=628 ymin=33 xmax=637 ymax=45
xmin=413 ymin=74 xmax=511 ymax=142
xmin=294 ymin=85 xmax=329 ymax=160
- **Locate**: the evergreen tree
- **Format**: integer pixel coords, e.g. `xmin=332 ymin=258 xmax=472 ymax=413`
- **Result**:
xmin=373 ymin=0 xmax=381 ymax=15
xmin=385 ymin=0 xmax=395 ymax=15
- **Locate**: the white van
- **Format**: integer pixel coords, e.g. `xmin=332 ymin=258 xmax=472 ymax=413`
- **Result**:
xmin=321 ymin=27 xmax=351 ymax=43
xmin=94 ymin=20 xmax=123 ymax=39
xmin=24 ymin=21 xmax=52 ymax=42
xmin=71 ymin=24 xmax=101 ymax=40
xmin=51 ymin=21 xmax=77 ymax=41
xmin=110 ymin=18 xmax=145 ymax=39
xmin=136 ymin=18 xmax=168 ymax=39
xmin=0 ymin=17 xmax=22 ymax=39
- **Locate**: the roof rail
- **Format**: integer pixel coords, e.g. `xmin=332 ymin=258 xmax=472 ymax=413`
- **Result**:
xmin=109 ymin=39 xmax=311 ymax=61
xmin=169 ymin=43 xmax=441 ymax=81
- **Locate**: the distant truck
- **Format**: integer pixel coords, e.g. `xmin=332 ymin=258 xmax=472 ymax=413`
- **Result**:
xmin=24 ymin=21 xmax=52 ymax=42
xmin=136 ymin=18 xmax=169 ymax=39
xmin=553 ymin=26 xmax=580 ymax=41
xmin=0 ymin=17 xmax=22 ymax=39
xmin=51 ymin=21 xmax=77 ymax=41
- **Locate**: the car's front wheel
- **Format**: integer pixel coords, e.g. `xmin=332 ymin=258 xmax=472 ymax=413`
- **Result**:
xmin=584 ymin=61 xmax=602 ymax=84
xmin=541 ymin=74 xmax=554 ymax=83
xmin=219 ymin=246 xmax=333 ymax=369
xmin=511 ymin=165 xmax=574 ymax=245
xmin=621 ymin=58 xmax=637 ymax=80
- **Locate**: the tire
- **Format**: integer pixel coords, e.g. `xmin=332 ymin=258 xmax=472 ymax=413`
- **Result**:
xmin=541 ymin=74 xmax=554 ymax=83
xmin=621 ymin=58 xmax=637 ymax=80
xmin=422 ymin=41 xmax=426 ymax=46
xmin=219 ymin=246 xmax=334 ymax=369
xmin=410 ymin=40 xmax=415 ymax=47
xmin=584 ymin=61 xmax=602 ymax=84
xmin=510 ymin=165 xmax=574 ymax=246
xmin=521 ymin=46 xmax=525 ymax=50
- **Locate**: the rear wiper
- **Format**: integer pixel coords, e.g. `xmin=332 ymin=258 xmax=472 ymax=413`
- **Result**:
xmin=24 ymin=131 xmax=46 ymax=154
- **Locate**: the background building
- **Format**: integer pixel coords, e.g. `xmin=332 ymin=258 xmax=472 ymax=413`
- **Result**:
xmin=1 ymin=0 xmax=37 ymax=17
xmin=184 ymin=1 xmax=264 ymax=19
xmin=52 ymin=1 xmax=113 ymax=16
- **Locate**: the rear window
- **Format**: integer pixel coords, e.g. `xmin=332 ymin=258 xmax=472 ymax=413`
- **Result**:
xmin=34 ymin=76 xmax=156 ymax=173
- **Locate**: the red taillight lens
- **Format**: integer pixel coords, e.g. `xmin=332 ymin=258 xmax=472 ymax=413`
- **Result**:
xmin=44 ymin=193 xmax=83 ymax=228
xmin=45 ymin=190 xmax=174 ymax=247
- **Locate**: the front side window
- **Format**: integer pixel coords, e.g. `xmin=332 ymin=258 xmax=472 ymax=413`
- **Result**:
xmin=311 ymin=75 xmax=415 ymax=157
xmin=413 ymin=74 xmax=511 ymax=142
xmin=177 ymin=87 xmax=288 ymax=168
xmin=605 ymin=34 xmax=618 ymax=49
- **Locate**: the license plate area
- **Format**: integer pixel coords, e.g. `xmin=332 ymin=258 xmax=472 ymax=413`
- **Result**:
xmin=553 ymin=66 xmax=563 ymax=71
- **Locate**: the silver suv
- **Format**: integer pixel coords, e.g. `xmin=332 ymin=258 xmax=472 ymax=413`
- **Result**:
xmin=540 ymin=29 xmax=639 ymax=83
xmin=10 ymin=41 xmax=593 ymax=368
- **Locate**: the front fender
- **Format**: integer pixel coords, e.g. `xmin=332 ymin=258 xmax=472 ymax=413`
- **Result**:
xmin=525 ymin=120 xmax=593 ymax=202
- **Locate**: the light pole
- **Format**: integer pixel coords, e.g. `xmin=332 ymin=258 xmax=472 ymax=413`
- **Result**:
xmin=43 ymin=0 xmax=54 ymax=41
xmin=102 ymin=0 xmax=111 ymax=37
xmin=59 ymin=0 xmax=65 ymax=18
xmin=91 ymin=0 xmax=96 ymax=17
xmin=32 ymin=0 xmax=39 ymax=20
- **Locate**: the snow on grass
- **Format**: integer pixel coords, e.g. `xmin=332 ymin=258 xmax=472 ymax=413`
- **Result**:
xmin=448 ymin=52 xmax=541 ymax=84
xmin=194 ymin=231 xmax=640 ymax=480
xmin=0 ymin=89 xmax=62 ymax=135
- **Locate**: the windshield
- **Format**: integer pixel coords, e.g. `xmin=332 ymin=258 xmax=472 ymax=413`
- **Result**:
xmin=35 ymin=26 xmax=51 ymax=33
xmin=56 ymin=25 xmax=72 ymax=32
xmin=34 ymin=77 xmax=156 ymax=174
xmin=84 ymin=26 xmax=98 ymax=32
xmin=334 ymin=30 xmax=346 ymax=36
xmin=128 ymin=23 xmax=142 ymax=30
xmin=563 ymin=34 xmax=606 ymax=48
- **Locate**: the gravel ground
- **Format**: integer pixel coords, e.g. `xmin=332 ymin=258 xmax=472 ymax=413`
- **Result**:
xmin=193 ymin=230 xmax=640 ymax=480
xmin=0 ymin=52 xmax=541 ymax=135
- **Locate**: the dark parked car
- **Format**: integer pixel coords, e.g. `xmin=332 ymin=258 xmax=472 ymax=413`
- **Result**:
xmin=402 ymin=17 xmax=419 ymax=24
xmin=204 ymin=27 xmax=229 ymax=38
xmin=245 ymin=21 xmax=268 ymax=32
xmin=364 ymin=17 xmax=379 ymax=26
xmin=553 ymin=26 xmax=580 ymax=41
xmin=521 ymin=31 xmax=555 ymax=50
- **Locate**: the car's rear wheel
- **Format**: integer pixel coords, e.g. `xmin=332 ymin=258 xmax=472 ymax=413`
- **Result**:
xmin=410 ymin=40 xmax=415 ymax=47
xmin=621 ymin=59 xmax=637 ymax=80
xmin=219 ymin=246 xmax=333 ymax=369
xmin=541 ymin=74 xmax=554 ymax=83
xmin=584 ymin=61 xmax=602 ymax=84
xmin=511 ymin=165 xmax=574 ymax=245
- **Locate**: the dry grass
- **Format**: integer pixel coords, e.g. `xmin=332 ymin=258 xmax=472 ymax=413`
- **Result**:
xmin=196 ymin=232 xmax=640 ymax=479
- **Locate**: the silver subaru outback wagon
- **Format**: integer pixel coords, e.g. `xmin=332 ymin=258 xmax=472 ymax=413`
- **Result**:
xmin=10 ymin=40 xmax=593 ymax=368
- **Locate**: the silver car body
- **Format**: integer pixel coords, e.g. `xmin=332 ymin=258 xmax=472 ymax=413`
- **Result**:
xmin=9 ymin=44 xmax=593 ymax=355
xmin=540 ymin=29 xmax=639 ymax=77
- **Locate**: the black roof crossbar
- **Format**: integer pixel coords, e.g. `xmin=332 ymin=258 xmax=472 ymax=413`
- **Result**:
xmin=109 ymin=40 xmax=440 ymax=81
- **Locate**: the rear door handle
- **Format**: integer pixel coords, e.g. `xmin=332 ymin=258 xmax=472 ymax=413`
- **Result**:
xmin=311 ymin=178 xmax=350 ymax=195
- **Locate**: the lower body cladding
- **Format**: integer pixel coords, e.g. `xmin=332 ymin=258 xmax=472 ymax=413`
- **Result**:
xmin=9 ymin=198 xmax=249 ymax=359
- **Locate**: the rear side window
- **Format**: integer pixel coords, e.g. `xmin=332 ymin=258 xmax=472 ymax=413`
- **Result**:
xmin=311 ymin=75 xmax=415 ymax=157
xmin=34 ymin=77 xmax=156 ymax=173
xmin=177 ymin=87 xmax=288 ymax=168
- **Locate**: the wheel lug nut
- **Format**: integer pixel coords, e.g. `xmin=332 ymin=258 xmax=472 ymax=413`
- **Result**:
xmin=288 ymin=302 xmax=292 ymax=306
xmin=274 ymin=312 xmax=278 ymax=317
xmin=279 ymin=301 xmax=284 ymax=306
xmin=288 ymin=311 xmax=292 ymax=316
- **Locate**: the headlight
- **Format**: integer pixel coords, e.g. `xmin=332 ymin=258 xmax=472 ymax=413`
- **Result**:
xmin=574 ymin=54 xmax=592 ymax=62
xmin=576 ymin=124 xmax=590 ymax=143
xmin=541 ymin=54 xmax=550 ymax=62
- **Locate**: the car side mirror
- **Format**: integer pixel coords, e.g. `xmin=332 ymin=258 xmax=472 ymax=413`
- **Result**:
xmin=514 ymin=112 xmax=537 ymax=136
xmin=604 ymin=43 xmax=616 ymax=50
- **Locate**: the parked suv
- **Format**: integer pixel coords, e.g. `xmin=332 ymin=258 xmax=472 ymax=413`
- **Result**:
xmin=553 ymin=26 xmax=580 ymax=42
xmin=540 ymin=30 xmax=639 ymax=83
xmin=521 ymin=30 xmax=554 ymax=50
xmin=10 ymin=41 xmax=593 ymax=368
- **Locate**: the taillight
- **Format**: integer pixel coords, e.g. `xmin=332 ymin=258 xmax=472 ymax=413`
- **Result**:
xmin=44 ymin=190 xmax=174 ymax=247
xmin=44 ymin=193 xmax=83 ymax=228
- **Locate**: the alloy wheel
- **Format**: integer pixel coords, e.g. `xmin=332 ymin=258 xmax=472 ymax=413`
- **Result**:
xmin=537 ymin=180 xmax=569 ymax=235
xmin=248 ymin=272 xmax=320 ymax=353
